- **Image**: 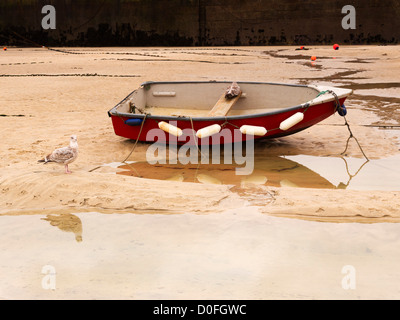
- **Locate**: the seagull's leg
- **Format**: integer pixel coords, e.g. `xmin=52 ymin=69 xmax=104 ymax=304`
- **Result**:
xmin=65 ymin=164 xmax=72 ymax=174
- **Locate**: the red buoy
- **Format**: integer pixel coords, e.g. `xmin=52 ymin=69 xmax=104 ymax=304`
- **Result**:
xmin=333 ymin=44 xmax=339 ymax=50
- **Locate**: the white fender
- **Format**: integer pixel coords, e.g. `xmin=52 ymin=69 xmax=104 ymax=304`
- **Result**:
xmin=196 ymin=124 xmax=222 ymax=139
xmin=240 ymin=125 xmax=267 ymax=136
xmin=158 ymin=121 xmax=183 ymax=137
xmin=279 ymin=112 xmax=304 ymax=131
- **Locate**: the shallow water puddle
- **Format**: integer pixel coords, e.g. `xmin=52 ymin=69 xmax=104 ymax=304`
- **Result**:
xmin=114 ymin=153 xmax=400 ymax=191
xmin=286 ymin=154 xmax=400 ymax=191
xmin=2 ymin=210 xmax=400 ymax=299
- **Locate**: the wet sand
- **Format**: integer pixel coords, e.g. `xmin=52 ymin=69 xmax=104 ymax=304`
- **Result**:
xmin=1 ymin=45 xmax=400 ymax=299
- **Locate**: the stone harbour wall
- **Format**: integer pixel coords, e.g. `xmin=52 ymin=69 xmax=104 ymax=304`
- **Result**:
xmin=0 ymin=0 xmax=399 ymax=46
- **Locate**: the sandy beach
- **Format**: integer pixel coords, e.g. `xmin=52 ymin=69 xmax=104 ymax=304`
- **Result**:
xmin=1 ymin=45 xmax=400 ymax=299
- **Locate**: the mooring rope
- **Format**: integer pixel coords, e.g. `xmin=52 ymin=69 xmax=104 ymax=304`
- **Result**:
xmin=338 ymin=156 xmax=370 ymax=189
xmin=88 ymin=114 xmax=148 ymax=173
xmin=318 ymin=90 xmax=369 ymax=161
xmin=189 ymin=117 xmax=208 ymax=159
xmin=121 ymin=114 xmax=148 ymax=163
xmin=341 ymin=118 xmax=369 ymax=161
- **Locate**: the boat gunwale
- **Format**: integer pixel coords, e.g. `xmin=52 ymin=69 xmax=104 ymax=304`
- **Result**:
xmin=107 ymin=80 xmax=352 ymax=122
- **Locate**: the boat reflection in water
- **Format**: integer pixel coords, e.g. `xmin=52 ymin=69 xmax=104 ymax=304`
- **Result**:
xmin=116 ymin=154 xmax=339 ymax=190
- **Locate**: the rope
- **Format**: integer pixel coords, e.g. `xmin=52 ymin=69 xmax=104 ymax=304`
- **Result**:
xmin=317 ymin=90 xmax=369 ymax=161
xmin=338 ymin=156 xmax=370 ymax=189
xmin=341 ymin=118 xmax=369 ymax=161
xmin=88 ymin=114 xmax=147 ymax=173
xmin=189 ymin=117 xmax=207 ymax=159
xmin=221 ymin=117 xmax=240 ymax=129
xmin=121 ymin=114 xmax=148 ymax=163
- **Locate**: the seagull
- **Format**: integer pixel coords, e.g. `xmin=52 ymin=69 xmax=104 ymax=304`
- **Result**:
xmin=38 ymin=135 xmax=78 ymax=173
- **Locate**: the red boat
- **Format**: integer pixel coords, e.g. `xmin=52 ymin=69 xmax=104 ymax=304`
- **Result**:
xmin=108 ymin=81 xmax=352 ymax=145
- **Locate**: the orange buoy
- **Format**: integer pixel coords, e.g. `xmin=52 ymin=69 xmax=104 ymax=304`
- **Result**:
xmin=311 ymin=55 xmax=317 ymax=61
xmin=3 ymin=47 xmax=7 ymax=51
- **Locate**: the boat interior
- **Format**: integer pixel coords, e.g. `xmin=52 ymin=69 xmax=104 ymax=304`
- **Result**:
xmin=115 ymin=81 xmax=321 ymax=117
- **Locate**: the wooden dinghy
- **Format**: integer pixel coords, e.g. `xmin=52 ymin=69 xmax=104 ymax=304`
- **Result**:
xmin=108 ymin=81 xmax=352 ymax=145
